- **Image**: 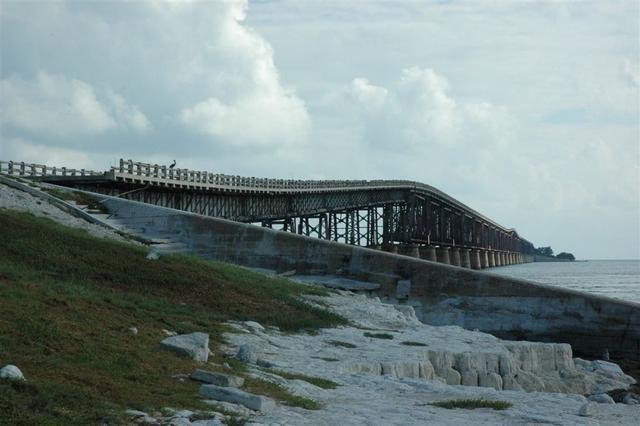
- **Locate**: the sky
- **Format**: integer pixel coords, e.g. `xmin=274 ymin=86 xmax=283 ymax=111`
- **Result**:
xmin=1 ymin=0 xmax=638 ymax=259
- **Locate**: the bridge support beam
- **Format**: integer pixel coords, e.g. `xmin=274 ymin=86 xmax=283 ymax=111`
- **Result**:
xmin=450 ymin=248 xmax=461 ymax=267
xmin=481 ymin=250 xmax=489 ymax=269
xmin=488 ymin=251 xmax=496 ymax=268
xmin=471 ymin=249 xmax=482 ymax=269
xmin=422 ymin=246 xmax=438 ymax=262
xmin=408 ymin=244 xmax=420 ymax=258
xmin=437 ymin=246 xmax=450 ymax=265
xmin=495 ymin=251 xmax=502 ymax=267
xmin=461 ymin=249 xmax=472 ymax=269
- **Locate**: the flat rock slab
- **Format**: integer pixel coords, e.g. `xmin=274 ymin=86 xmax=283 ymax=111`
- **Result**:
xmin=191 ymin=369 xmax=245 ymax=387
xmin=0 ymin=365 xmax=25 ymax=381
xmin=199 ymin=385 xmax=275 ymax=412
xmin=161 ymin=332 xmax=209 ymax=363
xmin=294 ymin=275 xmax=380 ymax=291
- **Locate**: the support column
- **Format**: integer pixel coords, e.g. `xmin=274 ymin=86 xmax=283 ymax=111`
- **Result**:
xmin=480 ymin=250 xmax=489 ymax=269
xmin=451 ymin=247 xmax=461 ymax=267
xmin=390 ymin=245 xmax=399 ymax=254
xmin=422 ymin=245 xmax=438 ymax=262
xmin=437 ymin=246 xmax=451 ymax=265
xmin=495 ymin=251 xmax=502 ymax=267
xmin=408 ymin=244 xmax=420 ymax=258
xmin=470 ymin=249 xmax=482 ymax=269
xmin=461 ymin=249 xmax=472 ymax=269
xmin=488 ymin=250 xmax=496 ymax=268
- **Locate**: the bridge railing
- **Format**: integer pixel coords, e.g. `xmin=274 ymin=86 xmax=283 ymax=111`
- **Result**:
xmin=0 ymin=161 xmax=102 ymax=178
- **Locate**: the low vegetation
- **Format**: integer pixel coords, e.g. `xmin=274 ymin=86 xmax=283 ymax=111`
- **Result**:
xmin=0 ymin=210 xmax=346 ymax=423
xmin=264 ymin=369 xmax=339 ymax=389
xmin=400 ymin=341 xmax=428 ymax=346
xmin=243 ymin=378 xmax=321 ymax=410
xmin=364 ymin=332 xmax=394 ymax=340
xmin=431 ymin=399 xmax=512 ymax=411
xmin=327 ymin=340 xmax=357 ymax=348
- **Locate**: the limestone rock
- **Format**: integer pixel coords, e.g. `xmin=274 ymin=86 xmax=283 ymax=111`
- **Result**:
xmin=578 ymin=402 xmax=597 ymax=417
xmin=128 ymin=326 xmax=139 ymax=335
xmin=591 ymin=360 xmax=625 ymax=377
xmin=479 ymin=372 xmax=503 ymax=390
xmin=163 ymin=329 xmax=178 ymax=337
xmin=167 ymin=418 xmax=190 ymax=426
xmin=199 ymin=385 xmax=276 ymax=412
xmin=587 ymin=393 xmax=615 ymax=404
xmin=0 ymin=365 xmax=24 ymax=381
xmin=161 ymin=332 xmax=209 ymax=363
xmin=235 ymin=344 xmax=258 ymax=364
xmin=125 ymin=409 xmax=148 ymax=418
xmin=244 ymin=321 xmax=265 ymax=333
xmin=146 ymin=250 xmax=160 ymax=260
xmin=191 ymin=369 xmax=244 ymax=387
xmin=622 ymin=393 xmax=639 ymax=405
xmin=172 ymin=409 xmax=194 ymax=418
xmin=192 ymin=420 xmax=223 ymax=426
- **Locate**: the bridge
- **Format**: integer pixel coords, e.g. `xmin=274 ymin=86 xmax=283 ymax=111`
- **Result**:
xmin=0 ymin=159 xmax=535 ymax=268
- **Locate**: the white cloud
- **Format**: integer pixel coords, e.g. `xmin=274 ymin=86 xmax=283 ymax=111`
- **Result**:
xmin=178 ymin=0 xmax=310 ymax=146
xmin=0 ymin=72 xmax=150 ymax=137
xmin=345 ymin=67 xmax=512 ymax=150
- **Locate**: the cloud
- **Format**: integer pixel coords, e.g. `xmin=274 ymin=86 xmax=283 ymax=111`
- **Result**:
xmin=0 ymin=72 xmax=150 ymax=137
xmin=178 ymin=0 xmax=310 ymax=146
xmin=345 ymin=67 xmax=513 ymax=150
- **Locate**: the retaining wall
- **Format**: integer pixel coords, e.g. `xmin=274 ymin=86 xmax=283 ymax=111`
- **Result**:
xmin=92 ymin=193 xmax=640 ymax=361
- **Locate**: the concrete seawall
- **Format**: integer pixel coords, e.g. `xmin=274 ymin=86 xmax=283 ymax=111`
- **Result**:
xmin=89 ymin=192 xmax=640 ymax=361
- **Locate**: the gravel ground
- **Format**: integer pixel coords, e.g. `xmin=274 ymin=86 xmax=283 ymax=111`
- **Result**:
xmin=0 ymin=181 xmax=139 ymax=245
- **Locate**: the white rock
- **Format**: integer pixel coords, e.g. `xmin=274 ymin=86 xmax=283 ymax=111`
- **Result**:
xmin=136 ymin=415 xmax=159 ymax=424
xmin=167 ymin=418 xmax=190 ymax=426
xmin=128 ymin=326 xmax=139 ymax=335
xmin=172 ymin=409 xmax=194 ymax=418
xmin=201 ymin=400 xmax=255 ymax=416
xmin=160 ymin=332 xmax=209 ymax=363
xmin=199 ymin=385 xmax=276 ymax=412
xmin=163 ymin=329 xmax=178 ymax=337
xmin=622 ymin=393 xmax=639 ymax=405
xmin=244 ymin=321 xmax=265 ymax=332
xmin=587 ymin=393 xmax=615 ymax=404
xmin=146 ymin=250 xmax=160 ymax=260
xmin=578 ymin=402 xmax=597 ymax=417
xmin=191 ymin=369 xmax=245 ymax=387
xmin=125 ymin=409 xmax=148 ymax=418
xmin=192 ymin=420 xmax=223 ymax=426
xmin=235 ymin=344 xmax=258 ymax=364
xmin=591 ymin=360 xmax=625 ymax=377
xmin=0 ymin=365 xmax=24 ymax=381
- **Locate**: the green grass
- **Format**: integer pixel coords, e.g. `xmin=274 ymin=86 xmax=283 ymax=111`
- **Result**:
xmin=327 ymin=340 xmax=357 ymax=348
xmin=400 ymin=341 xmax=428 ymax=346
xmin=265 ymin=369 xmax=339 ymax=389
xmin=0 ymin=209 xmax=346 ymax=424
xmin=41 ymin=187 xmax=105 ymax=211
xmin=364 ymin=332 xmax=394 ymax=340
xmin=244 ymin=378 xmax=322 ymax=410
xmin=431 ymin=399 xmax=512 ymax=411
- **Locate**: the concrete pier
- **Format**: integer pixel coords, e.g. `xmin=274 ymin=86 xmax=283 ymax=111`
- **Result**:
xmin=436 ymin=246 xmax=450 ymax=265
xmin=471 ymin=249 xmax=482 ymax=269
xmin=408 ymin=244 xmax=420 ymax=258
xmin=480 ymin=250 xmax=489 ymax=269
xmin=495 ymin=251 xmax=502 ymax=267
xmin=461 ymin=249 xmax=472 ymax=269
xmin=390 ymin=245 xmax=398 ymax=254
xmin=488 ymin=251 xmax=496 ymax=268
xmin=450 ymin=248 xmax=461 ymax=267
xmin=422 ymin=246 xmax=438 ymax=262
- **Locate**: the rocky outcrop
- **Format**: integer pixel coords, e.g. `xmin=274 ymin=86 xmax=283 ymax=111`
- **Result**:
xmin=199 ymin=385 xmax=275 ymax=412
xmin=0 ymin=365 xmax=24 ymax=381
xmin=160 ymin=332 xmax=210 ymax=363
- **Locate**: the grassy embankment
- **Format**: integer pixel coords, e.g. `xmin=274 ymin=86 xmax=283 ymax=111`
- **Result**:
xmin=0 ymin=209 xmax=346 ymax=424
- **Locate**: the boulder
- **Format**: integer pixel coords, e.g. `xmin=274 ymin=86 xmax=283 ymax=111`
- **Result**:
xmin=578 ymin=402 xmax=597 ymax=417
xmin=587 ymin=393 xmax=615 ymax=404
xmin=243 ymin=321 xmax=265 ymax=333
xmin=199 ymin=385 xmax=276 ymax=412
xmin=161 ymin=332 xmax=209 ymax=363
xmin=146 ymin=250 xmax=160 ymax=260
xmin=192 ymin=420 xmax=223 ymax=426
xmin=591 ymin=360 xmax=625 ymax=377
xmin=128 ymin=326 xmax=139 ymax=335
xmin=167 ymin=418 xmax=190 ymax=426
xmin=622 ymin=393 xmax=639 ymax=405
xmin=0 ymin=365 xmax=25 ymax=381
xmin=125 ymin=409 xmax=148 ymax=418
xmin=191 ymin=370 xmax=244 ymax=387
xmin=235 ymin=344 xmax=258 ymax=364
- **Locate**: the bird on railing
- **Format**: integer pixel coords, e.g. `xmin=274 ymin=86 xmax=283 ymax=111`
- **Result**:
xmin=169 ymin=160 xmax=176 ymax=169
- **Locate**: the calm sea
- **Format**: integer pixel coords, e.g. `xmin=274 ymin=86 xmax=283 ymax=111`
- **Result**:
xmin=490 ymin=260 xmax=640 ymax=304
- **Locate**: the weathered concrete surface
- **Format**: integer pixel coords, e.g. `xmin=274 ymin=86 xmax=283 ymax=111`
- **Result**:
xmin=65 ymin=189 xmax=640 ymax=361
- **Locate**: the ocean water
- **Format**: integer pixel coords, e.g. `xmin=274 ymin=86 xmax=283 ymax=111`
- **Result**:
xmin=490 ymin=260 xmax=640 ymax=304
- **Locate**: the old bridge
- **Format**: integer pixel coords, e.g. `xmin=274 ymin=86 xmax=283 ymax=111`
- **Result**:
xmin=1 ymin=159 xmax=535 ymax=269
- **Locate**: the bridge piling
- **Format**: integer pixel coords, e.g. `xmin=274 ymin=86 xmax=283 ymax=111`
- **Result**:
xmin=461 ymin=249 xmax=472 ymax=268
xmin=450 ymin=247 xmax=461 ymax=267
